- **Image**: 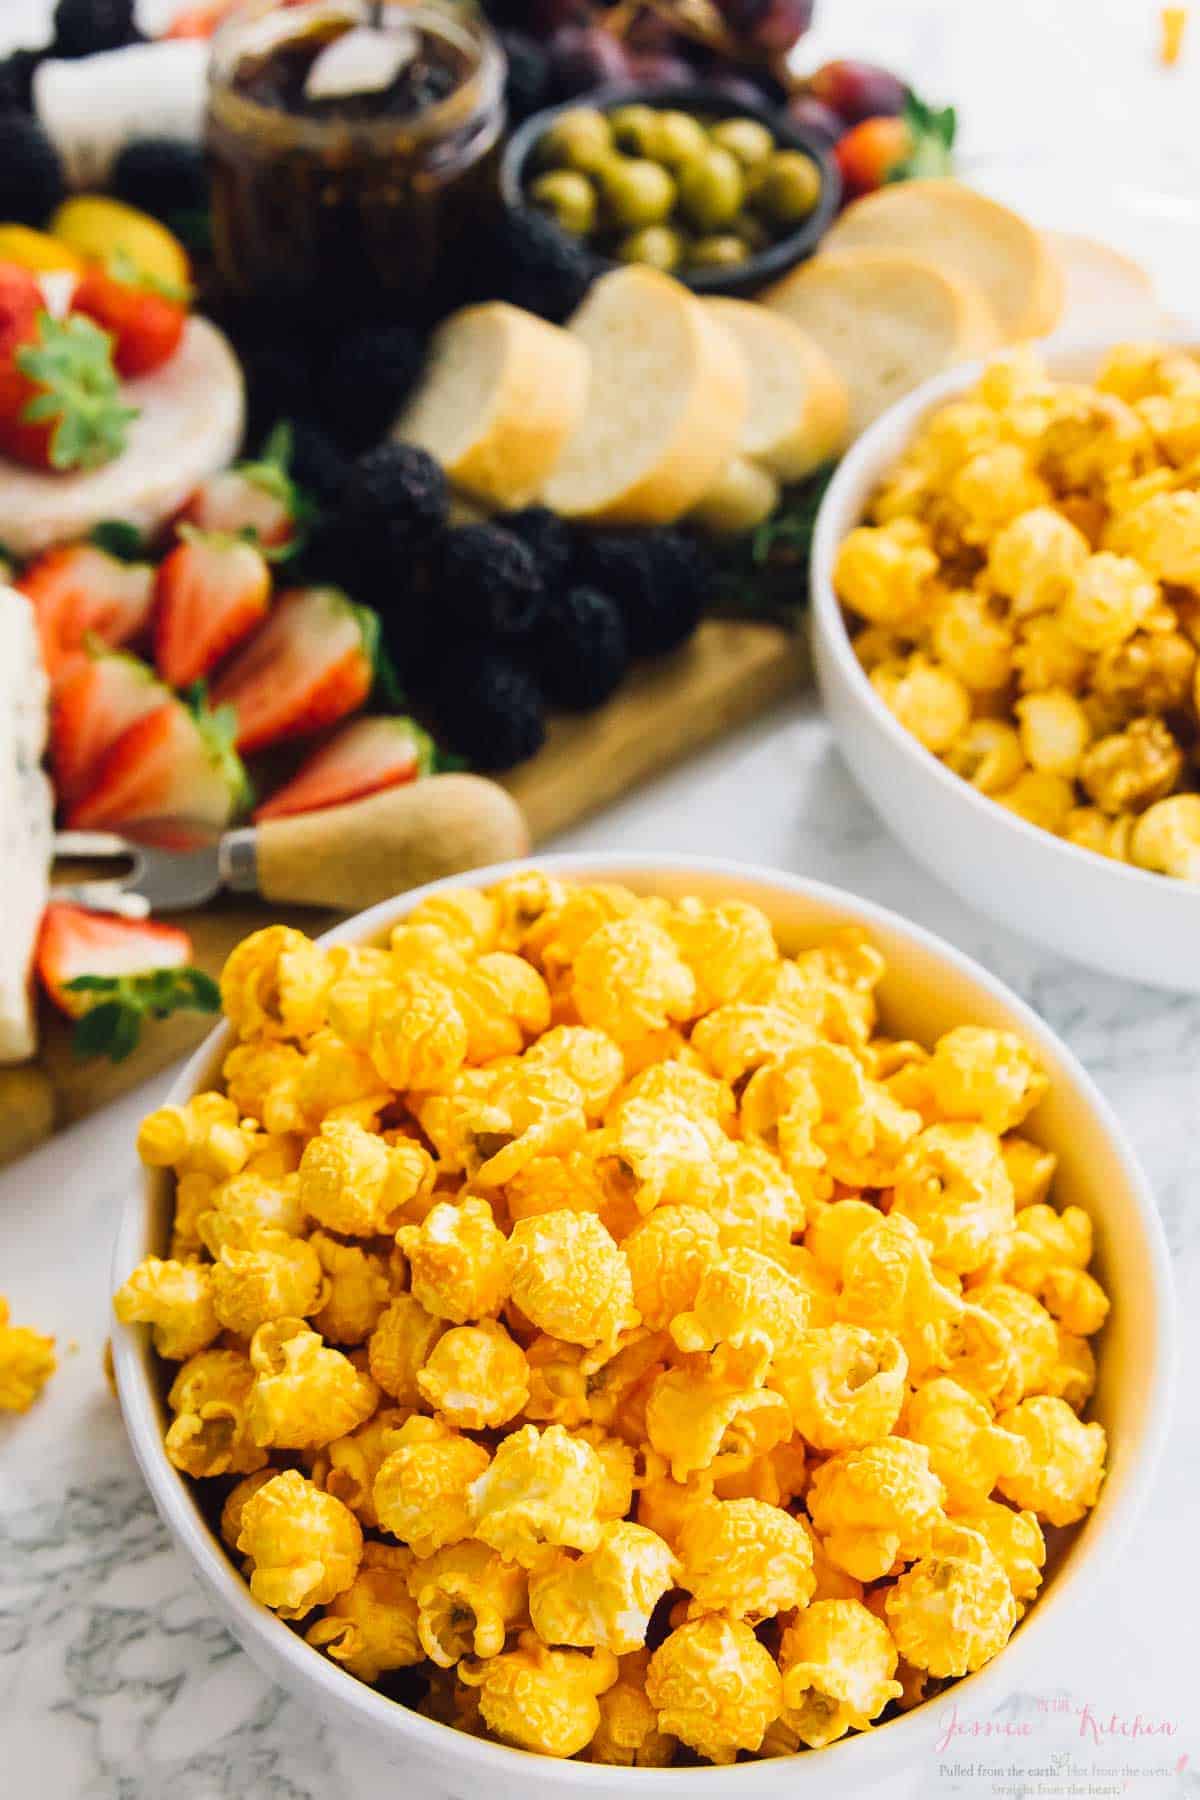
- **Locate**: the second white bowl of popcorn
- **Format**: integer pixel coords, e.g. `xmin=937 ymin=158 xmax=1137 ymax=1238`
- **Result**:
xmin=812 ymin=339 xmax=1200 ymax=991
xmin=111 ymin=857 xmax=1174 ymax=1798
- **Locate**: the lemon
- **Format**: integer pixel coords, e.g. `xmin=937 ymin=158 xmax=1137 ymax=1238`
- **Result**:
xmin=49 ymin=197 xmax=191 ymax=293
xmin=0 ymin=224 xmax=85 ymax=275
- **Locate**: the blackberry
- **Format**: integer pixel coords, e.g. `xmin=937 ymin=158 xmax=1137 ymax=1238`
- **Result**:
xmin=493 ymin=207 xmax=595 ymax=324
xmin=575 ymin=527 xmax=709 ymax=656
xmin=342 ymin=443 xmax=449 ymax=552
xmin=537 ymin=585 xmax=629 ymax=711
xmin=111 ymin=138 xmax=209 ymax=224
xmin=496 ymin=505 xmax=574 ymax=591
xmin=434 ymin=648 xmax=546 ymax=771
xmin=52 ymin=0 xmax=140 ymax=58
xmin=500 ymin=29 xmax=551 ymax=123
xmin=320 ymin=324 xmax=425 ymax=453
xmin=645 ymin=527 xmax=713 ymax=650
xmin=440 ymin=524 xmax=546 ymax=641
xmin=0 ymin=117 xmax=65 ymax=226
xmin=0 ymin=48 xmax=43 ymax=116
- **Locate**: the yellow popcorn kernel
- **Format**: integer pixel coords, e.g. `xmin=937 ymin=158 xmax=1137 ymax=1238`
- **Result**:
xmin=0 ymin=1296 xmax=56 ymax=1412
xmin=307 ymin=1233 xmax=390 ymax=1347
xmin=312 ymin=1406 xmax=412 ymax=1529
xmin=236 ymin=1468 xmax=362 ymax=1619
xmin=677 ymin=1495 xmax=814 ymax=1622
xmin=951 ymin=1499 xmax=1045 ymax=1604
xmin=222 ymin=1034 xmax=389 ymax=1137
xmin=137 ymin=1092 xmax=249 ymax=1178
xmin=710 ymin=1430 xmax=808 ymax=1510
xmin=114 ymin=1257 xmax=219 ymax=1360
xmin=975 ymin=344 xmax=1055 ymax=415
xmin=618 ymin=1051 xmax=736 ymax=1128
xmin=523 ymin=1333 xmax=591 ymax=1427
xmin=1044 ymin=1329 xmax=1097 ymax=1413
xmin=416 ymin=1320 xmax=530 ymax=1429
xmin=408 ymin=885 xmax=500 ymax=953
xmin=519 ymin=881 xmax=641 ymax=982
xmin=692 ymin=1000 xmax=817 ymax=1089
xmin=777 ymin=1599 xmax=902 ymax=1748
xmin=931 ymin=589 xmax=1014 ymax=692
xmin=1094 ymin=629 xmax=1196 ymax=718
xmin=969 ymin=1281 xmax=1059 ymax=1398
xmin=803 ymin=1043 xmax=924 ymax=1190
xmin=589 ymin=1649 xmax=676 ymax=1766
xmin=622 ymin=1205 xmax=721 ymax=1331
xmin=596 ymin=1094 xmax=731 ymax=1219
xmin=469 ymin=1423 xmax=604 ymax=1566
xmin=195 ymin=1168 xmax=306 ymax=1257
xmin=331 ymin=971 xmax=468 ymax=1092
xmin=460 ymin=1631 xmax=618 ymax=1759
xmin=902 ymin=1376 xmax=1026 ymax=1508
xmin=574 ymin=1425 xmax=636 ymax=1519
xmin=373 ymin=1414 xmax=490 ymax=1557
xmin=486 ymin=869 xmax=566 ymax=948
xmin=504 ymin=1145 xmax=608 ymax=1229
xmin=1079 ymin=716 xmax=1182 ymax=815
xmin=986 ymin=506 xmax=1090 ymax=617
xmin=1001 ymin=1139 xmax=1057 ymax=1208
xmin=397 ymin=1196 xmax=509 ymax=1324
xmin=807 ymin=1439 xmax=945 ymax=1582
xmin=367 ymin=1294 xmax=445 ymax=1404
xmin=529 ymin=1520 xmax=678 ymax=1653
xmin=522 ymin=1025 xmax=625 ymax=1118
xmin=1014 ymin=688 xmax=1092 ymax=778
xmin=646 ymin=1615 xmax=781 ymax=1764
xmin=165 ymin=1347 xmax=266 ymax=1478
xmin=475 ymin=1066 xmax=589 ymax=1187
xmin=299 ymin=1119 xmax=433 ymax=1237
xmin=853 ymin=623 xmax=915 ymax=674
xmin=1061 ymin=552 xmax=1162 ymax=653
xmin=944 ymin=719 xmax=1027 ymax=794
xmin=833 ymin=519 xmax=939 ymax=627
xmin=219 ymin=1468 xmax=275 ymax=1550
xmin=926 ymin=1026 xmax=1048 ymax=1136
xmin=453 ymin=951 xmax=552 ymax=1064
xmin=505 ymin=1212 xmax=637 ymax=1353
xmin=408 ymin=1539 xmax=527 ymax=1668
xmin=1013 ymin=613 xmax=1091 ymax=696
xmin=210 ymin=1231 xmax=325 ymax=1340
xmin=634 ymin=1453 xmax=713 ymax=1549
xmin=247 ymin=1318 xmax=378 ymax=1450
xmin=220 ymin=925 xmax=331 ymax=1042
xmin=805 ymin=1198 xmax=880 ymax=1277
xmin=1040 ymin=390 xmax=1154 ymax=493
xmin=871 ymin=655 xmax=971 ymax=753
xmin=797 ymin=1515 xmax=864 ymax=1603
xmin=1106 ymin=488 xmax=1200 ymax=585
xmin=583 ymin=1329 xmax=671 ymax=1445
xmin=710 ymin=1142 xmax=809 ymax=1254
xmin=1064 ymin=806 xmax=1131 ymax=865
xmin=571 ymin=915 xmax=696 ymax=1044
xmin=949 ymin=444 xmax=1051 ymax=545
xmin=885 ymin=1524 xmax=1017 ymax=1677
xmin=1094 ymin=342 xmax=1194 ymax=403
xmin=306 ymin=1542 xmax=422 ymax=1682
xmin=773 ymin=1324 xmax=907 ymax=1451
xmin=644 ymin=1342 xmax=791 ymax=1483
xmin=1130 ymin=794 xmax=1200 ymax=879
xmin=669 ymin=1245 xmax=811 ymax=1363
xmin=996 ymin=1396 xmax=1107 ymax=1525
xmin=993 ymin=769 xmax=1076 ymax=834
xmin=892 ymin=1122 xmax=1016 ymax=1275
xmin=663 ymin=896 xmax=779 ymax=1012
xmin=837 ymin=1211 xmax=962 ymax=1379
xmin=936 ymin=1300 xmax=1022 ymax=1414
xmin=1039 ymin=1266 xmax=1110 ymax=1337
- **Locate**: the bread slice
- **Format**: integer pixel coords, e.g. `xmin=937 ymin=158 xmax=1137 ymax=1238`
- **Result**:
xmin=1044 ymin=230 xmax=1171 ymax=337
xmin=762 ymin=249 xmax=1001 ymax=437
xmin=822 ymin=179 xmax=1063 ymax=342
xmin=704 ymin=297 xmax=850 ymax=481
xmin=542 ymin=266 xmax=748 ymax=525
xmin=394 ymin=302 xmax=590 ymax=511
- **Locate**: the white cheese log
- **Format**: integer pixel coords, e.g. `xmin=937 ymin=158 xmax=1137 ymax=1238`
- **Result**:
xmin=0 ymin=587 xmax=53 ymax=1064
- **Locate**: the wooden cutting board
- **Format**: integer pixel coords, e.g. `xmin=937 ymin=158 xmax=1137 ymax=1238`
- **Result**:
xmin=0 ymin=618 xmax=807 ymax=1169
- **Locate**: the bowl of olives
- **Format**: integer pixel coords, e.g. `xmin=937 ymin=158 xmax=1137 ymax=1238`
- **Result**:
xmin=500 ymin=83 xmax=840 ymax=298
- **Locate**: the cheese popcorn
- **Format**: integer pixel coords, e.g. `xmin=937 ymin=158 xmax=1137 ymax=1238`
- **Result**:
xmin=0 ymin=1297 xmax=56 ymax=1411
xmin=646 ymin=1615 xmax=782 ymax=1763
xmin=833 ymin=519 xmax=938 ymax=627
xmin=236 ymin=1468 xmax=362 ymax=1618
xmin=125 ymin=874 xmax=1110 ymax=1764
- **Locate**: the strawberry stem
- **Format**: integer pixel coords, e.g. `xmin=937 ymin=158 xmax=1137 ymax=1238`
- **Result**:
xmin=17 ymin=312 xmax=138 ymax=472
xmin=67 ymin=967 xmax=220 ymax=1062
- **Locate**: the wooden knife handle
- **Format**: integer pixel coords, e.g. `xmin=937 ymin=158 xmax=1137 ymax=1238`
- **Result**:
xmin=252 ymin=774 xmax=530 ymax=912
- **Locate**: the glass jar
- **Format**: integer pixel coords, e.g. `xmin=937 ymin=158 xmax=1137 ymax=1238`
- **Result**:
xmin=206 ymin=0 xmax=506 ymax=326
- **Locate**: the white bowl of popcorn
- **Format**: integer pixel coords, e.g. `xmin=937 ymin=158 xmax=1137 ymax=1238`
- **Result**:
xmin=110 ymin=856 xmax=1174 ymax=1799
xmin=812 ymin=339 xmax=1200 ymax=991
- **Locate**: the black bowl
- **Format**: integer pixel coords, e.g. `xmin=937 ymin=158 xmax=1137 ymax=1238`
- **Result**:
xmin=499 ymin=82 xmax=841 ymax=301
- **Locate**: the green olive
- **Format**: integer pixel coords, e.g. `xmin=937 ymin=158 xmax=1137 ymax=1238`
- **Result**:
xmin=749 ymin=149 xmax=822 ymax=226
xmin=597 ymin=155 xmax=677 ymax=229
xmin=616 ymin=224 xmax=686 ymax=272
xmin=731 ymin=212 xmax=771 ymax=254
xmin=676 ymin=145 xmax=744 ymax=232
xmin=608 ymin=102 xmax=659 ymax=156
xmin=536 ymin=107 xmax=613 ymax=174
xmin=651 ymin=110 xmax=710 ymax=170
xmin=529 ymin=170 xmax=597 ymax=236
xmin=687 ymin=233 xmax=750 ymax=270
xmin=709 ymin=116 xmax=775 ymax=169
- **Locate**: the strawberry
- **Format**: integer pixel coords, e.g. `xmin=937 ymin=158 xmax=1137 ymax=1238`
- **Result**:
xmin=163 ymin=0 xmax=242 ymax=38
xmin=51 ymin=644 xmax=168 ymax=808
xmin=72 ymin=258 xmax=188 ymax=380
xmin=211 ymin=586 xmax=379 ymax=754
xmin=0 ymin=260 xmax=136 ymax=472
xmin=36 ymin=903 xmax=219 ymax=1061
xmin=179 ymin=424 xmax=310 ymax=560
xmin=154 ymin=526 xmax=272 ymax=687
xmin=835 ymin=116 xmax=913 ymax=199
xmin=255 ymin=715 xmax=433 ymax=821
xmin=19 ymin=542 xmax=156 ymax=690
xmin=66 ymin=689 xmax=251 ymax=830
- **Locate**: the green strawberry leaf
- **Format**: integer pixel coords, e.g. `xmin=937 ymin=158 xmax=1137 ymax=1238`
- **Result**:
xmin=889 ymin=89 xmax=957 ymax=183
xmin=17 ymin=312 xmax=139 ymax=472
xmin=90 ymin=519 xmax=147 ymax=562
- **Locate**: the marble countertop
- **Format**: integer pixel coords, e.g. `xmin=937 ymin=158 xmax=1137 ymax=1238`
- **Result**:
xmin=3 ymin=4 xmax=1200 ymax=1796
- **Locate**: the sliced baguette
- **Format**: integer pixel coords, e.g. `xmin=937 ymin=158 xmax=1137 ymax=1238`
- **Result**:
xmin=703 ymin=297 xmax=850 ymax=481
xmin=762 ymin=249 xmax=1001 ymax=437
xmin=542 ymin=266 xmax=748 ymax=525
xmin=822 ymin=178 xmax=1063 ymax=342
xmin=394 ymin=302 xmax=590 ymax=511
xmin=1044 ymin=229 xmax=1171 ymax=337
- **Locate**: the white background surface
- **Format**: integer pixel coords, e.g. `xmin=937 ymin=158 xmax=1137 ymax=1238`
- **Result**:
xmin=2 ymin=4 xmax=1200 ymax=1797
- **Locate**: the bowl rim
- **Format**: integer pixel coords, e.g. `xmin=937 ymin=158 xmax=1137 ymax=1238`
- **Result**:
xmin=111 ymin=852 xmax=1177 ymax=1787
xmin=499 ymin=83 xmax=842 ymax=300
xmin=809 ymin=334 xmax=1200 ymax=911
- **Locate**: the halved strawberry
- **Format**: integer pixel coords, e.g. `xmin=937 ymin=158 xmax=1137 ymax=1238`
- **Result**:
xmin=72 ymin=259 xmax=188 ymax=380
xmin=255 ymin=715 xmax=433 ymax=821
xmin=19 ymin=542 xmax=156 ymax=689
xmin=211 ymin=586 xmax=378 ymax=754
xmin=36 ymin=903 xmax=219 ymax=1061
xmin=51 ymin=644 xmax=168 ymax=808
xmin=66 ymin=689 xmax=251 ymax=830
xmin=154 ymin=526 xmax=272 ymax=687
xmin=179 ymin=425 xmax=309 ymax=559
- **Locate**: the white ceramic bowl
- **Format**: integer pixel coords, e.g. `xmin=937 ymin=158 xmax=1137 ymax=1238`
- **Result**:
xmin=112 ymin=855 xmax=1176 ymax=1800
xmin=811 ymin=340 xmax=1200 ymax=992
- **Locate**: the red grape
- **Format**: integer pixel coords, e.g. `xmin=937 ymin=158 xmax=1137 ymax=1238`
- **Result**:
xmin=786 ymin=93 xmax=846 ymax=145
xmin=810 ymin=59 xmax=907 ymax=125
xmin=547 ymin=24 xmax=633 ymax=96
xmin=714 ymin=0 xmax=814 ymax=55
